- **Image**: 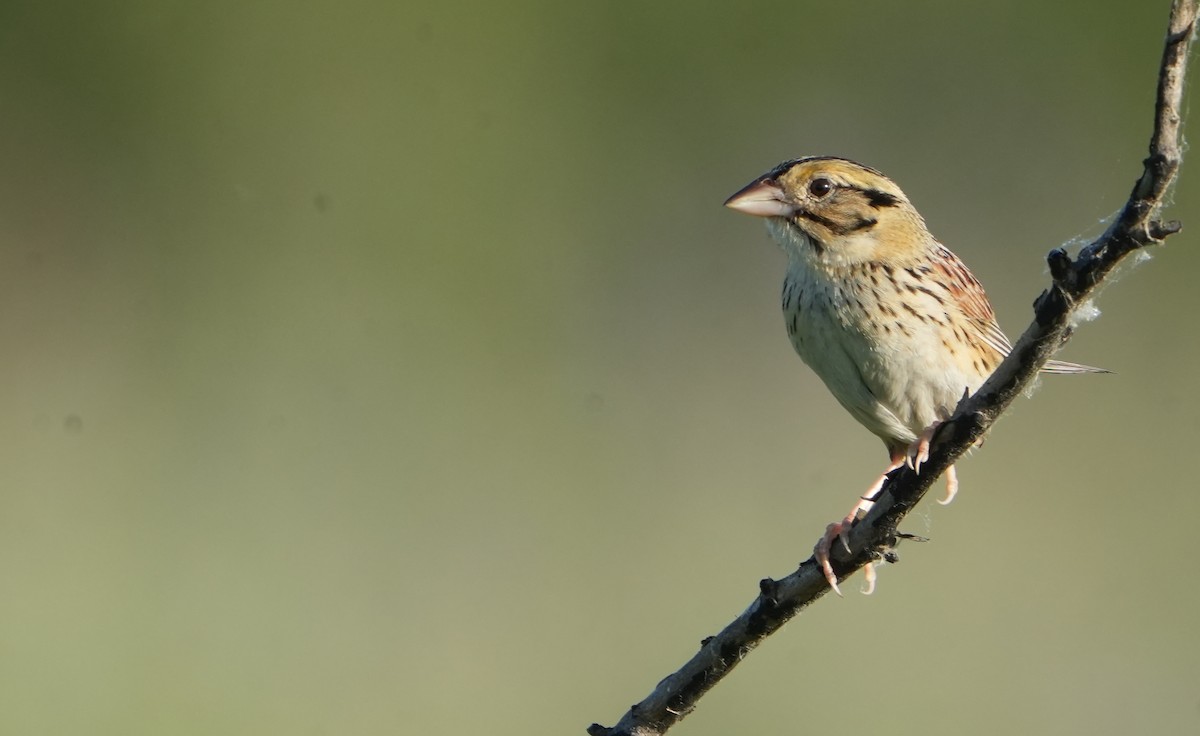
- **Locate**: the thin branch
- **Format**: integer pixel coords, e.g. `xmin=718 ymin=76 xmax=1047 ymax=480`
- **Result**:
xmin=588 ymin=2 xmax=1197 ymax=735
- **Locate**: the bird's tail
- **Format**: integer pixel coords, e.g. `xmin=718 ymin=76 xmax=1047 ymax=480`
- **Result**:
xmin=1042 ymin=360 xmax=1110 ymax=374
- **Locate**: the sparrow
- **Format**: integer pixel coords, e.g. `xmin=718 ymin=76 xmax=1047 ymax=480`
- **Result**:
xmin=724 ymin=156 xmax=1103 ymax=595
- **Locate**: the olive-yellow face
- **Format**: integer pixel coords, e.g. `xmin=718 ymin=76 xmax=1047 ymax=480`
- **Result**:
xmin=725 ymin=157 xmax=925 ymax=264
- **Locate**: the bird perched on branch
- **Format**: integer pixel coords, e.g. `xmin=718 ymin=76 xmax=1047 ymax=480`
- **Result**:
xmin=725 ymin=156 xmax=1103 ymax=595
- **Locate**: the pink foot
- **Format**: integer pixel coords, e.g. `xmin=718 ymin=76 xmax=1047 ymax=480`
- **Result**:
xmin=937 ymin=465 xmax=959 ymax=505
xmin=814 ymin=521 xmax=847 ymax=596
xmin=861 ymin=561 xmax=877 ymax=595
xmin=904 ymin=416 xmax=960 ymax=505
xmin=906 ymin=423 xmax=938 ymax=473
xmin=814 ymin=452 xmax=906 ymax=596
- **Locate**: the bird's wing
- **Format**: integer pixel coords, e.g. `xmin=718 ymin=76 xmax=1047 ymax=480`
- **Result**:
xmin=929 ymin=245 xmax=1011 ymax=361
xmin=932 ymin=244 xmax=1108 ymax=375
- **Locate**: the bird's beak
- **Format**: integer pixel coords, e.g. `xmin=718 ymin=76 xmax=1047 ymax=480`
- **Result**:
xmin=724 ymin=178 xmax=796 ymax=217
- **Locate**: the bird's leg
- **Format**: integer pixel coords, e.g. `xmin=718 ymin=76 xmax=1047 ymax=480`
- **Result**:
xmin=814 ymin=449 xmax=906 ymax=596
xmin=906 ymin=409 xmax=958 ymax=504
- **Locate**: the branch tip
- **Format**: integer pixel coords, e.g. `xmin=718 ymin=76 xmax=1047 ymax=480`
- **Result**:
xmin=1046 ymin=247 xmax=1073 ymax=285
xmin=758 ymin=577 xmax=778 ymax=605
xmin=1149 ymin=219 xmax=1183 ymax=239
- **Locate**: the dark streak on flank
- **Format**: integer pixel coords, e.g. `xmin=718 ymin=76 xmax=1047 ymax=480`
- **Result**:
xmin=901 ymin=302 xmax=927 ymax=321
xmin=916 ymin=285 xmax=942 ymax=302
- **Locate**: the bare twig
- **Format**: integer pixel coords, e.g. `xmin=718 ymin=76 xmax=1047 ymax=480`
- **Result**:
xmin=588 ymin=2 xmax=1197 ymax=735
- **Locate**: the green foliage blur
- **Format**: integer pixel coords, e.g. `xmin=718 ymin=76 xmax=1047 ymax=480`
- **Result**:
xmin=0 ymin=1 xmax=1196 ymax=734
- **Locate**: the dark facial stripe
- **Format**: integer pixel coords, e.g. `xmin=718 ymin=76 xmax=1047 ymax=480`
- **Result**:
xmin=862 ymin=188 xmax=900 ymax=208
xmin=796 ymin=211 xmax=877 ymax=236
xmin=797 ymin=210 xmax=839 ymax=230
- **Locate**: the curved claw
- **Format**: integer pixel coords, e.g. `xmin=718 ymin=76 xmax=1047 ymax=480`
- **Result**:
xmin=861 ymin=561 xmax=877 ymax=595
xmin=906 ymin=428 xmax=935 ymax=473
xmin=937 ymin=465 xmax=959 ymax=505
xmin=838 ymin=506 xmax=860 ymax=553
xmin=814 ymin=522 xmax=844 ymax=597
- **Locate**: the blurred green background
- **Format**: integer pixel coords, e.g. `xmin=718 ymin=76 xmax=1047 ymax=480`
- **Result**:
xmin=0 ymin=1 xmax=1196 ymax=734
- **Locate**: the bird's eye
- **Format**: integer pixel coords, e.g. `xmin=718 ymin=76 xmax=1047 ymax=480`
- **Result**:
xmin=808 ymin=178 xmax=833 ymax=198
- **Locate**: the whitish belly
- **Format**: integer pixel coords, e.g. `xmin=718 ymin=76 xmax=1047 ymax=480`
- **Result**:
xmin=783 ymin=272 xmax=985 ymax=446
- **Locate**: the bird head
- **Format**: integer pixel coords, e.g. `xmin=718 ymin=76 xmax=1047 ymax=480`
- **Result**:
xmin=725 ymin=157 xmax=930 ymax=267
